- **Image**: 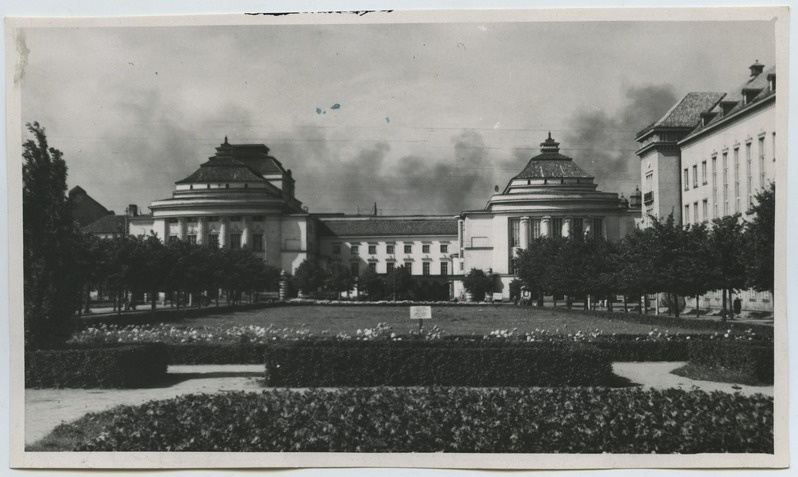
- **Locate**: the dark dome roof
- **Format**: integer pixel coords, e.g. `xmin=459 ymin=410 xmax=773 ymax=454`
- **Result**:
xmin=512 ymin=133 xmax=593 ymax=180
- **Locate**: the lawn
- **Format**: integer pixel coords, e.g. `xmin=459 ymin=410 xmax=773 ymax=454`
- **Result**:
xmin=161 ymin=304 xmax=713 ymax=336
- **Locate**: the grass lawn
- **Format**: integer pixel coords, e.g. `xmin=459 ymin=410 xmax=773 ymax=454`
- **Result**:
xmin=161 ymin=305 xmax=712 ymax=336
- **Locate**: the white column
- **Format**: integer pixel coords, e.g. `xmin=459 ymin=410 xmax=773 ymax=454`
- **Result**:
xmin=178 ymin=218 xmax=187 ymax=240
xmin=219 ymin=218 xmax=228 ymax=248
xmin=242 ymin=217 xmax=250 ymax=249
xmin=541 ymin=216 xmax=550 ymax=237
xmin=519 ymin=217 xmax=530 ymax=250
xmin=197 ymin=218 xmax=206 ymax=245
xmin=563 ymin=218 xmax=572 ymax=238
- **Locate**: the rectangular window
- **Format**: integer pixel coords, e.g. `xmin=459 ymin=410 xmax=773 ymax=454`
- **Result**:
xmin=702 ymin=161 xmax=707 ymax=185
xmin=748 ymin=140 xmax=756 ymax=208
xmin=684 ymin=205 xmax=690 ymax=225
xmin=230 ymin=233 xmax=241 ymax=250
xmin=592 ymin=218 xmax=602 ymax=240
xmin=207 ymin=234 xmax=219 ymax=248
xmin=386 ymin=262 xmax=395 ymax=274
xmin=683 ymin=168 xmax=689 ymax=191
xmin=168 ymin=218 xmax=178 ymax=224
xmin=230 ymin=216 xmax=241 ymax=222
xmin=645 ymin=172 xmax=653 ymax=196
xmin=510 ymin=219 xmax=520 ymax=248
xmin=252 ymin=234 xmax=263 ymax=252
xmin=404 ymin=244 xmax=412 ymax=254
xmin=351 ymin=245 xmax=359 ymax=255
xmin=169 ymin=235 xmax=179 ymax=243
xmin=422 ymin=262 xmax=430 ymax=276
xmin=550 ymin=218 xmax=562 ymax=238
xmin=252 ymin=216 xmax=265 ymax=222
xmin=571 ymin=219 xmax=583 ymax=238
xmin=759 ymin=136 xmax=766 ymax=189
xmin=692 ymin=165 xmax=698 ymax=188
xmin=440 ymin=244 xmax=448 ymax=254
xmin=386 ymin=245 xmax=394 ymax=254
xmin=702 ymin=199 xmax=708 ymax=222
xmin=350 ymin=262 xmax=359 ymax=277
xmin=693 ymin=201 xmax=698 ymax=224
xmin=187 ymin=234 xmax=197 ymax=244
xmin=722 ymin=152 xmax=728 ymax=216
xmin=531 ymin=219 xmax=541 ymax=239
xmin=332 ymin=244 xmax=341 ymax=254
xmin=422 ymin=244 xmax=430 ymax=254
xmin=734 ymin=147 xmax=741 ymax=213
xmin=440 ymin=262 xmax=448 ymax=276
xmin=404 ymin=262 xmax=413 ymax=273
xmin=368 ymin=263 xmax=376 ymax=272
xmin=368 ymin=245 xmax=377 ymax=255
xmin=186 ymin=217 xmax=198 ymax=223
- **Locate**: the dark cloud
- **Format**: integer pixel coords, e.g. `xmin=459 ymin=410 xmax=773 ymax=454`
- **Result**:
xmin=564 ymin=84 xmax=678 ymax=195
xmin=279 ymin=128 xmax=522 ymax=215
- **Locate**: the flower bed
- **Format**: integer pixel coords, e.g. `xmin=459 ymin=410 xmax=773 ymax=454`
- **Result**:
xmin=264 ymin=340 xmax=612 ymax=387
xmin=25 ymin=344 xmax=168 ymax=389
xmin=59 ymin=388 xmax=772 ymax=453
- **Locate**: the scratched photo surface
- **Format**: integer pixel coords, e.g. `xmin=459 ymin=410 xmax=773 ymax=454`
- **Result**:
xmin=7 ymin=8 xmax=788 ymax=470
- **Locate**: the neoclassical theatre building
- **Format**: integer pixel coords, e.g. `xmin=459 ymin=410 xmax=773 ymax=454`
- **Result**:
xmin=85 ymin=133 xmax=640 ymax=300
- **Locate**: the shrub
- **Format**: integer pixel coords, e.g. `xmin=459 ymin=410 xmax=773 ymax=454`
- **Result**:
xmin=66 ymin=388 xmax=773 ymax=453
xmin=165 ymin=343 xmax=266 ymax=365
xmin=25 ymin=344 xmax=167 ymax=388
xmin=687 ymin=341 xmax=774 ymax=384
xmin=264 ymin=340 xmax=612 ymax=386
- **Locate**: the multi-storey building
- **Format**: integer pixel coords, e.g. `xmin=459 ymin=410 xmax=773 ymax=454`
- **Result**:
xmin=635 ymin=61 xmax=777 ymax=313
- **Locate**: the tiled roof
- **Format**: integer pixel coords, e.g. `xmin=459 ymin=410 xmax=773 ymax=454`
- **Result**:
xmin=636 ymin=92 xmax=725 ymax=138
xmin=69 ymin=186 xmax=112 ymax=227
xmin=175 ymin=139 xmax=270 ymax=184
xmin=318 ymin=217 xmax=458 ymax=237
xmin=687 ymin=66 xmax=775 ymax=137
xmin=513 ymin=153 xmax=593 ymax=180
xmin=512 ymin=134 xmax=592 ymax=180
xmin=82 ymin=214 xmax=127 ymax=235
xmin=230 ymin=144 xmax=287 ymax=176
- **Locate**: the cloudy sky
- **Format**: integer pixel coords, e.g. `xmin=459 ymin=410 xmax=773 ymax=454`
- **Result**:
xmin=18 ymin=18 xmax=775 ymax=215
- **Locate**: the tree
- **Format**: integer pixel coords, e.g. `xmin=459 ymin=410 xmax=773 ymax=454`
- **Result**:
xmin=385 ymin=265 xmax=415 ymax=300
xmin=291 ymin=259 xmax=327 ymax=296
xmin=463 ymin=268 xmax=494 ymax=302
xmin=707 ymin=214 xmax=747 ymax=322
xmin=358 ymin=266 xmax=384 ymax=298
xmin=324 ymin=261 xmax=355 ymax=299
xmin=744 ymin=182 xmax=775 ymax=293
xmin=23 ymin=122 xmax=83 ymax=348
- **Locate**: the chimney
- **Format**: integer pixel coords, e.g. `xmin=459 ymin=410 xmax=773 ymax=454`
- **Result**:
xmin=127 ymin=204 xmax=138 ymax=217
xmin=749 ymin=60 xmax=765 ymax=77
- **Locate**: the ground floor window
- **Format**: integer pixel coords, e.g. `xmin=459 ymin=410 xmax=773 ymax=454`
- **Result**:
xmin=252 ymin=234 xmax=263 ymax=251
xmin=368 ymin=263 xmax=377 ymax=272
xmin=386 ymin=262 xmax=395 ymax=274
xmin=422 ymin=262 xmax=430 ymax=276
xmin=207 ymin=234 xmax=219 ymax=248
xmin=404 ymin=261 xmax=413 ymax=273
xmin=440 ymin=262 xmax=448 ymax=276
xmin=230 ymin=233 xmax=241 ymax=250
xmin=187 ymin=234 xmax=197 ymax=244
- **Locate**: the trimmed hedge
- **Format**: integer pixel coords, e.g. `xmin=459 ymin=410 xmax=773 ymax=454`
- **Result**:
xmin=67 ymin=388 xmax=773 ymax=453
xmin=593 ymin=339 xmax=689 ymax=362
xmin=264 ymin=340 xmax=612 ymax=386
xmin=687 ymin=341 xmax=774 ymax=384
xmin=25 ymin=344 xmax=168 ymax=389
xmin=165 ymin=343 xmax=267 ymax=365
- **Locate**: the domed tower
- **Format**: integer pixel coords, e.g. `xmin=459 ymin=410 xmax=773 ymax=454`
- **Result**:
xmin=629 ymin=186 xmax=642 ymax=209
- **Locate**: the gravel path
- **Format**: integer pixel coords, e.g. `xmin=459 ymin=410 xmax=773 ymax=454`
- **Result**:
xmin=25 ymin=362 xmax=774 ymax=446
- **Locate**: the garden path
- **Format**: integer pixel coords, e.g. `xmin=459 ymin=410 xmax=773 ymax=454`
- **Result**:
xmin=25 ymin=362 xmax=774 ymax=446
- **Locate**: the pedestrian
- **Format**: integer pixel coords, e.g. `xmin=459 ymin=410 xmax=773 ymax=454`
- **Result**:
xmin=733 ymin=296 xmax=742 ymax=318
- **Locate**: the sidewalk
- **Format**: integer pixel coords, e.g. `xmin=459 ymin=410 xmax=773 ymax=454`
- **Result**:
xmin=25 ymin=362 xmax=774 ymax=446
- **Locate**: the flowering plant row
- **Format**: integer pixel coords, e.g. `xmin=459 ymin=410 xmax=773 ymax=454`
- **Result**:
xmin=69 ymin=323 xmax=767 ymax=346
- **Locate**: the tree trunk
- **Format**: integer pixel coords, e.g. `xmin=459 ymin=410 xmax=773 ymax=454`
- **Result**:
xmin=639 ymin=295 xmax=644 ymax=315
xmin=673 ymin=292 xmax=680 ymax=318
xmin=721 ymin=287 xmax=727 ymax=323
xmin=695 ymin=295 xmax=700 ymax=318
xmin=151 ymin=289 xmax=157 ymax=312
xmin=84 ymin=285 xmax=91 ymax=314
xmin=623 ymin=295 xmax=628 ymax=313
xmin=176 ymin=290 xmax=181 ymax=311
xmin=584 ymin=295 xmax=589 ymax=311
xmin=607 ymin=295 xmax=613 ymax=313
